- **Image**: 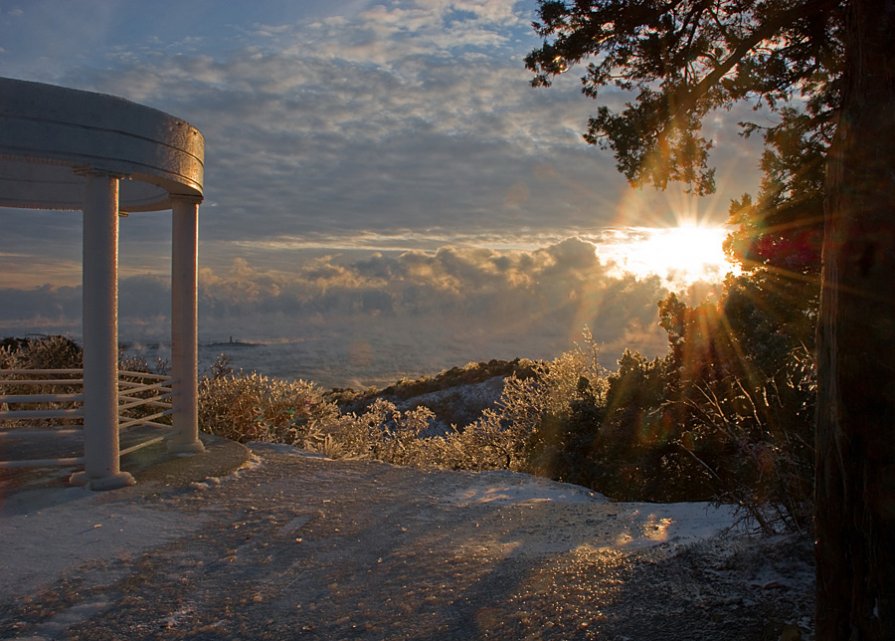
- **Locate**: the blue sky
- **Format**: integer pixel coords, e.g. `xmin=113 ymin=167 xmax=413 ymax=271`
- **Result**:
xmin=0 ymin=0 xmax=766 ymax=381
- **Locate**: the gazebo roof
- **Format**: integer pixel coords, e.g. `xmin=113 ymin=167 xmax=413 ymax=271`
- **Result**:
xmin=0 ymin=76 xmax=204 ymax=212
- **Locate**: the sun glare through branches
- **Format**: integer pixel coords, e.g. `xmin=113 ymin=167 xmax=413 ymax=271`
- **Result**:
xmin=597 ymin=223 xmax=737 ymax=290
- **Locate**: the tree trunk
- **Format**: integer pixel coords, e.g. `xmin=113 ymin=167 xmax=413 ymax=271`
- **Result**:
xmin=816 ymin=1 xmax=895 ymax=639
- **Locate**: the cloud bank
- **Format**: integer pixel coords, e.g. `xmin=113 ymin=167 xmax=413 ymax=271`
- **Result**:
xmin=0 ymin=0 xmax=759 ymax=271
xmin=0 ymin=238 xmax=675 ymax=384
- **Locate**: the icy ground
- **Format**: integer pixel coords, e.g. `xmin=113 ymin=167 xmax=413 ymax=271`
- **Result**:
xmin=0 ymin=443 xmax=814 ymax=640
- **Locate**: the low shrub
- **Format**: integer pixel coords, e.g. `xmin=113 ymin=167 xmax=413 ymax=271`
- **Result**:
xmin=198 ymin=372 xmax=339 ymax=444
xmin=1 ymin=336 xmax=84 ymax=428
xmin=196 ymin=325 xmax=814 ymax=535
xmin=1 ymin=335 xmax=83 ymax=370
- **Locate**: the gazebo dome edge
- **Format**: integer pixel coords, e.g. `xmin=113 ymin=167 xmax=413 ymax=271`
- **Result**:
xmin=0 ymin=76 xmax=204 ymax=212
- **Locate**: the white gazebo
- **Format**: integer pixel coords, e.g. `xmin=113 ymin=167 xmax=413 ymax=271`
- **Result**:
xmin=0 ymin=77 xmax=206 ymax=489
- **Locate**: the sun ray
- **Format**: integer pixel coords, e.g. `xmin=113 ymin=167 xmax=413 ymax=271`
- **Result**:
xmin=596 ymin=222 xmax=738 ymax=289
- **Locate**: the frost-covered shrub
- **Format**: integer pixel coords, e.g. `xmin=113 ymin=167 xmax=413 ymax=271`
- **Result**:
xmin=499 ymin=335 xmax=606 ymax=433
xmin=198 ymin=370 xmax=451 ymax=465
xmin=198 ymin=372 xmax=339 ymax=444
xmin=309 ymin=338 xmax=608 ymax=473
xmin=0 ymin=344 xmax=17 ymax=371
xmin=199 ymin=368 xmax=534 ymax=472
xmin=205 ymin=353 xmax=235 ymax=380
xmin=0 ymin=336 xmax=85 ymax=428
xmin=441 ymin=408 xmax=529 ymax=470
xmin=1 ymin=335 xmax=83 ymax=370
xmin=119 ymin=352 xmax=169 ymax=376
xmin=191 ymin=344 xmax=586 ymax=477
xmin=494 ymin=332 xmax=608 ymax=477
xmin=677 ymin=346 xmax=816 ymax=532
xmin=303 ymin=399 xmax=435 ymax=464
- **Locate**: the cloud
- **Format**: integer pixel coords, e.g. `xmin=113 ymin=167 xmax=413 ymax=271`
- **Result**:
xmin=4 ymin=0 xmax=762 ymax=239
xmin=0 ymin=284 xmax=81 ymax=324
xmin=0 ymin=238 xmax=672 ymax=379
xmin=3 ymin=0 xmax=761 ymax=298
xmin=192 ymin=237 xmax=673 ymax=373
xmin=51 ymin=2 xmax=627 ymax=249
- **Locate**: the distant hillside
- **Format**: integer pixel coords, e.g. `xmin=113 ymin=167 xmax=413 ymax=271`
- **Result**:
xmin=326 ymin=358 xmax=537 ymax=432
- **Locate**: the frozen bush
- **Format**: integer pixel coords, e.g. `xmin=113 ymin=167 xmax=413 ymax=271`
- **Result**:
xmin=676 ymin=346 xmax=816 ymax=532
xmin=495 ymin=331 xmax=608 ymax=475
xmin=1 ymin=335 xmax=82 ymax=370
xmin=0 ymin=336 xmax=84 ymax=428
xmin=198 ymin=372 xmax=339 ymax=444
xmin=305 ymin=399 xmax=435 ymax=464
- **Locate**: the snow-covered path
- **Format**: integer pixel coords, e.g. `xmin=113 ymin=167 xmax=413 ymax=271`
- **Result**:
xmin=0 ymin=442 xmax=814 ymax=640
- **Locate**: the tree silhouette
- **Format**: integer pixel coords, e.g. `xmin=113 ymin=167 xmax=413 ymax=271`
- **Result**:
xmin=526 ymin=2 xmax=895 ymax=638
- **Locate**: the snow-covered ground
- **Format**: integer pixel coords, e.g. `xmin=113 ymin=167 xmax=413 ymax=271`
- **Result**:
xmin=0 ymin=443 xmax=814 ymax=640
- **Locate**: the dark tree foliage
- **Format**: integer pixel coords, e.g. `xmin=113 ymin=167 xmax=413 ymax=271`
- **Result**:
xmin=527 ymin=2 xmax=895 ymax=639
xmin=597 ymin=348 xmax=703 ymax=501
xmin=723 ymin=103 xmax=827 ymax=346
xmin=659 ymin=290 xmax=816 ymax=530
xmin=727 ymin=112 xmax=827 ymax=277
xmin=527 ymin=0 xmax=842 ymax=195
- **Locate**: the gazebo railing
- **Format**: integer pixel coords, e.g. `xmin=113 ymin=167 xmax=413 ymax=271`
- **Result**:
xmin=116 ymin=369 xmax=174 ymax=456
xmin=0 ymin=368 xmax=174 ymax=469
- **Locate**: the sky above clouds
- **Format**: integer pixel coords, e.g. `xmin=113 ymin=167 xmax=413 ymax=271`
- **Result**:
xmin=0 ymin=1 xmax=766 ymax=383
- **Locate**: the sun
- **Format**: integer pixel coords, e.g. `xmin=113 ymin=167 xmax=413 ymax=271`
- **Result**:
xmin=598 ymin=222 xmax=737 ymax=288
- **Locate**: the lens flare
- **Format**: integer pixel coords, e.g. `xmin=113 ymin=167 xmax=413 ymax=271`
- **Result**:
xmin=597 ymin=223 xmax=737 ymax=289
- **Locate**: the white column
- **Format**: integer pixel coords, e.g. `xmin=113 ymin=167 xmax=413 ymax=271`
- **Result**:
xmin=169 ymin=196 xmax=204 ymax=454
xmin=72 ymin=173 xmax=135 ymax=490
